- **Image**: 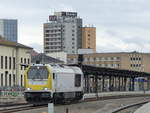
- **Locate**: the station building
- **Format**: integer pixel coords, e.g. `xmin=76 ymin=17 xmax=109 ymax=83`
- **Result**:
xmin=0 ymin=38 xmax=32 ymax=87
xmin=68 ymin=52 xmax=150 ymax=91
xmin=67 ymin=51 xmax=150 ymax=73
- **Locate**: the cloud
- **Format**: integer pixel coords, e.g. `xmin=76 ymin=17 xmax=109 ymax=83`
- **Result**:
xmin=96 ymin=27 xmax=150 ymax=52
xmin=29 ymin=43 xmax=43 ymax=53
xmin=1 ymin=0 xmax=150 ymax=53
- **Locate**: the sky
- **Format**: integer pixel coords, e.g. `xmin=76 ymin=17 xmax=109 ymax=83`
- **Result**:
xmin=1 ymin=0 xmax=150 ymax=53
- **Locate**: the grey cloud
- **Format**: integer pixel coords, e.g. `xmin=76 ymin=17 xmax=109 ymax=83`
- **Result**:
xmin=101 ymin=29 xmax=150 ymax=52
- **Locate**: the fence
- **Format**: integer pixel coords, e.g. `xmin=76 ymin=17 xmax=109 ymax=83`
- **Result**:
xmin=0 ymin=86 xmax=24 ymax=97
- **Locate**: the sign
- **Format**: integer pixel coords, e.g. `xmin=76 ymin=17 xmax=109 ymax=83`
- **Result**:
xmin=49 ymin=15 xmax=57 ymax=21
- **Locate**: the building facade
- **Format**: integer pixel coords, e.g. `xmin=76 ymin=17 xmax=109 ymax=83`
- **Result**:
xmin=82 ymin=27 xmax=96 ymax=52
xmin=0 ymin=38 xmax=32 ymax=87
xmin=44 ymin=12 xmax=82 ymax=54
xmin=67 ymin=52 xmax=150 ymax=73
xmin=0 ymin=19 xmax=18 ymax=42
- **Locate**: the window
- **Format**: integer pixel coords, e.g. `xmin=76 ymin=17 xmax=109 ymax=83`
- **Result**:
xmin=99 ymin=57 xmax=101 ymax=60
xmin=5 ymin=56 xmax=7 ymax=69
xmin=46 ymin=30 xmax=50 ymax=33
xmin=13 ymin=57 xmax=15 ymax=69
xmin=9 ymin=57 xmax=11 ymax=69
xmin=24 ymin=58 xmax=26 ymax=64
xmin=45 ymin=34 xmax=50 ymax=37
xmin=28 ymin=66 xmax=48 ymax=79
xmin=9 ymin=74 xmax=11 ymax=86
xmin=21 ymin=75 xmax=23 ymax=87
xmin=117 ymin=64 xmax=120 ymax=67
xmin=75 ymin=74 xmax=81 ymax=87
xmin=13 ymin=74 xmax=15 ymax=86
xmin=28 ymin=59 xmax=30 ymax=64
xmin=21 ymin=57 xmax=23 ymax=63
xmin=5 ymin=73 xmax=7 ymax=86
xmin=117 ymin=57 xmax=120 ymax=60
xmin=1 ymin=74 xmax=3 ymax=86
xmin=21 ymin=65 xmax=23 ymax=70
xmin=1 ymin=56 xmax=3 ymax=69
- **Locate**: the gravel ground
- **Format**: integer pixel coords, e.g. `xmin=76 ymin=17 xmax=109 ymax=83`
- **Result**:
xmin=16 ymin=96 xmax=150 ymax=113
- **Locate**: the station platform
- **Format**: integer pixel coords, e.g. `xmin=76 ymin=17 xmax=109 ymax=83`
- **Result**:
xmin=84 ymin=91 xmax=150 ymax=99
xmin=134 ymin=102 xmax=150 ymax=113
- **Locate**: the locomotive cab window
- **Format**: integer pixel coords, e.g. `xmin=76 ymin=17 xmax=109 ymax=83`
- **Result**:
xmin=75 ymin=74 xmax=81 ymax=87
xmin=27 ymin=66 xmax=48 ymax=79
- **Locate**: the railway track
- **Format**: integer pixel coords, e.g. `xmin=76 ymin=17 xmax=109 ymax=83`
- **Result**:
xmin=0 ymin=104 xmax=47 ymax=113
xmin=0 ymin=102 xmax=28 ymax=107
xmin=108 ymin=100 xmax=150 ymax=113
xmin=0 ymin=94 xmax=150 ymax=113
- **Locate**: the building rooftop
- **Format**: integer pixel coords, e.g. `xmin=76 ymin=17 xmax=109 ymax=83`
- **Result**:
xmin=0 ymin=36 xmax=32 ymax=49
xmin=31 ymin=53 xmax=64 ymax=64
xmin=68 ymin=51 xmax=150 ymax=55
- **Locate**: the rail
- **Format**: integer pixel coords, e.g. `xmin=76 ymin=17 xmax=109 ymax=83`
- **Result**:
xmin=0 ymin=104 xmax=46 ymax=113
xmin=107 ymin=100 xmax=150 ymax=113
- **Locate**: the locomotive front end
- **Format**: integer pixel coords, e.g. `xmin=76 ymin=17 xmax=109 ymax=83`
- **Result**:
xmin=24 ymin=65 xmax=53 ymax=103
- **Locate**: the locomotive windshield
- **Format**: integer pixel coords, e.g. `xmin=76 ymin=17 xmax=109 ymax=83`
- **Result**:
xmin=27 ymin=66 xmax=48 ymax=79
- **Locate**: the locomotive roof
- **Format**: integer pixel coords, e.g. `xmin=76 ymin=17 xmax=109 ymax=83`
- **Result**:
xmin=30 ymin=64 xmax=83 ymax=74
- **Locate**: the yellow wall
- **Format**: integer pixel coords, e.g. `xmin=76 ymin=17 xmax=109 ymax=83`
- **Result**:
xmin=82 ymin=27 xmax=96 ymax=52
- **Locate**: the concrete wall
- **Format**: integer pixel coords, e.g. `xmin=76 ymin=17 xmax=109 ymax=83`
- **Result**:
xmin=0 ymin=45 xmax=31 ymax=87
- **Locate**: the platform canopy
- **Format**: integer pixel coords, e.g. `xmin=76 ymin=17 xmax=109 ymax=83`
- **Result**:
xmin=69 ymin=64 xmax=150 ymax=77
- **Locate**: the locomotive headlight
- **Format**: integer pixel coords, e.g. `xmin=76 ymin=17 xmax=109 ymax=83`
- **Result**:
xmin=27 ymin=88 xmax=32 ymax=91
xmin=44 ymin=87 xmax=48 ymax=90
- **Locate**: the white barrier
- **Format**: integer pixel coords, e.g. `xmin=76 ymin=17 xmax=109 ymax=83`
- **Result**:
xmin=48 ymin=103 xmax=54 ymax=113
